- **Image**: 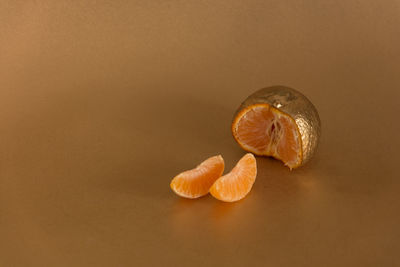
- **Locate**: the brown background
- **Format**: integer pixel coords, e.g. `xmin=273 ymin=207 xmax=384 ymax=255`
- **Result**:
xmin=1 ymin=0 xmax=399 ymax=266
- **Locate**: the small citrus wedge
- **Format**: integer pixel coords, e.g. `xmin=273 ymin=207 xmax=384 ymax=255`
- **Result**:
xmin=170 ymin=155 xmax=225 ymax=199
xmin=210 ymin=153 xmax=257 ymax=202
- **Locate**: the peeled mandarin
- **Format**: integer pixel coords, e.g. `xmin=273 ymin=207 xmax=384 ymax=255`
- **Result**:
xmin=232 ymin=86 xmax=321 ymax=169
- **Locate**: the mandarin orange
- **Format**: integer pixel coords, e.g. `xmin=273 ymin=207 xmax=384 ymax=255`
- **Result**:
xmin=232 ymin=86 xmax=321 ymax=169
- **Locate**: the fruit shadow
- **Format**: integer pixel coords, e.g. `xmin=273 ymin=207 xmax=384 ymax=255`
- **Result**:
xmin=210 ymin=199 xmax=242 ymax=219
xmin=169 ymin=194 xmax=240 ymax=234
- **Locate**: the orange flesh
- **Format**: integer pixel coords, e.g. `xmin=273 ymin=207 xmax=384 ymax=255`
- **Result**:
xmin=233 ymin=104 xmax=301 ymax=169
xmin=210 ymin=153 xmax=257 ymax=202
xmin=170 ymin=155 xmax=224 ymax=199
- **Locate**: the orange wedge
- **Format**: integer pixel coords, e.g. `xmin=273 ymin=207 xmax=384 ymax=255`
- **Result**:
xmin=210 ymin=153 xmax=257 ymax=202
xmin=170 ymin=155 xmax=225 ymax=199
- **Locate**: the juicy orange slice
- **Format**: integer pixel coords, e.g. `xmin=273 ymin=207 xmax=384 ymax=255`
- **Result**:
xmin=232 ymin=104 xmax=302 ymax=169
xmin=170 ymin=155 xmax=224 ymax=199
xmin=210 ymin=153 xmax=257 ymax=202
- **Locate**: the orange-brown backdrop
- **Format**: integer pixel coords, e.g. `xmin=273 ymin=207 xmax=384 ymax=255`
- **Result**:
xmin=1 ymin=1 xmax=399 ymax=266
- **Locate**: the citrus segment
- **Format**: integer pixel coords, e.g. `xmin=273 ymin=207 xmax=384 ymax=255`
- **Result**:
xmin=170 ymin=155 xmax=224 ymax=199
xmin=210 ymin=153 xmax=257 ymax=202
xmin=276 ymin=114 xmax=301 ymax=167
xmin=235 ymin=104 xmax=275 ymax=155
